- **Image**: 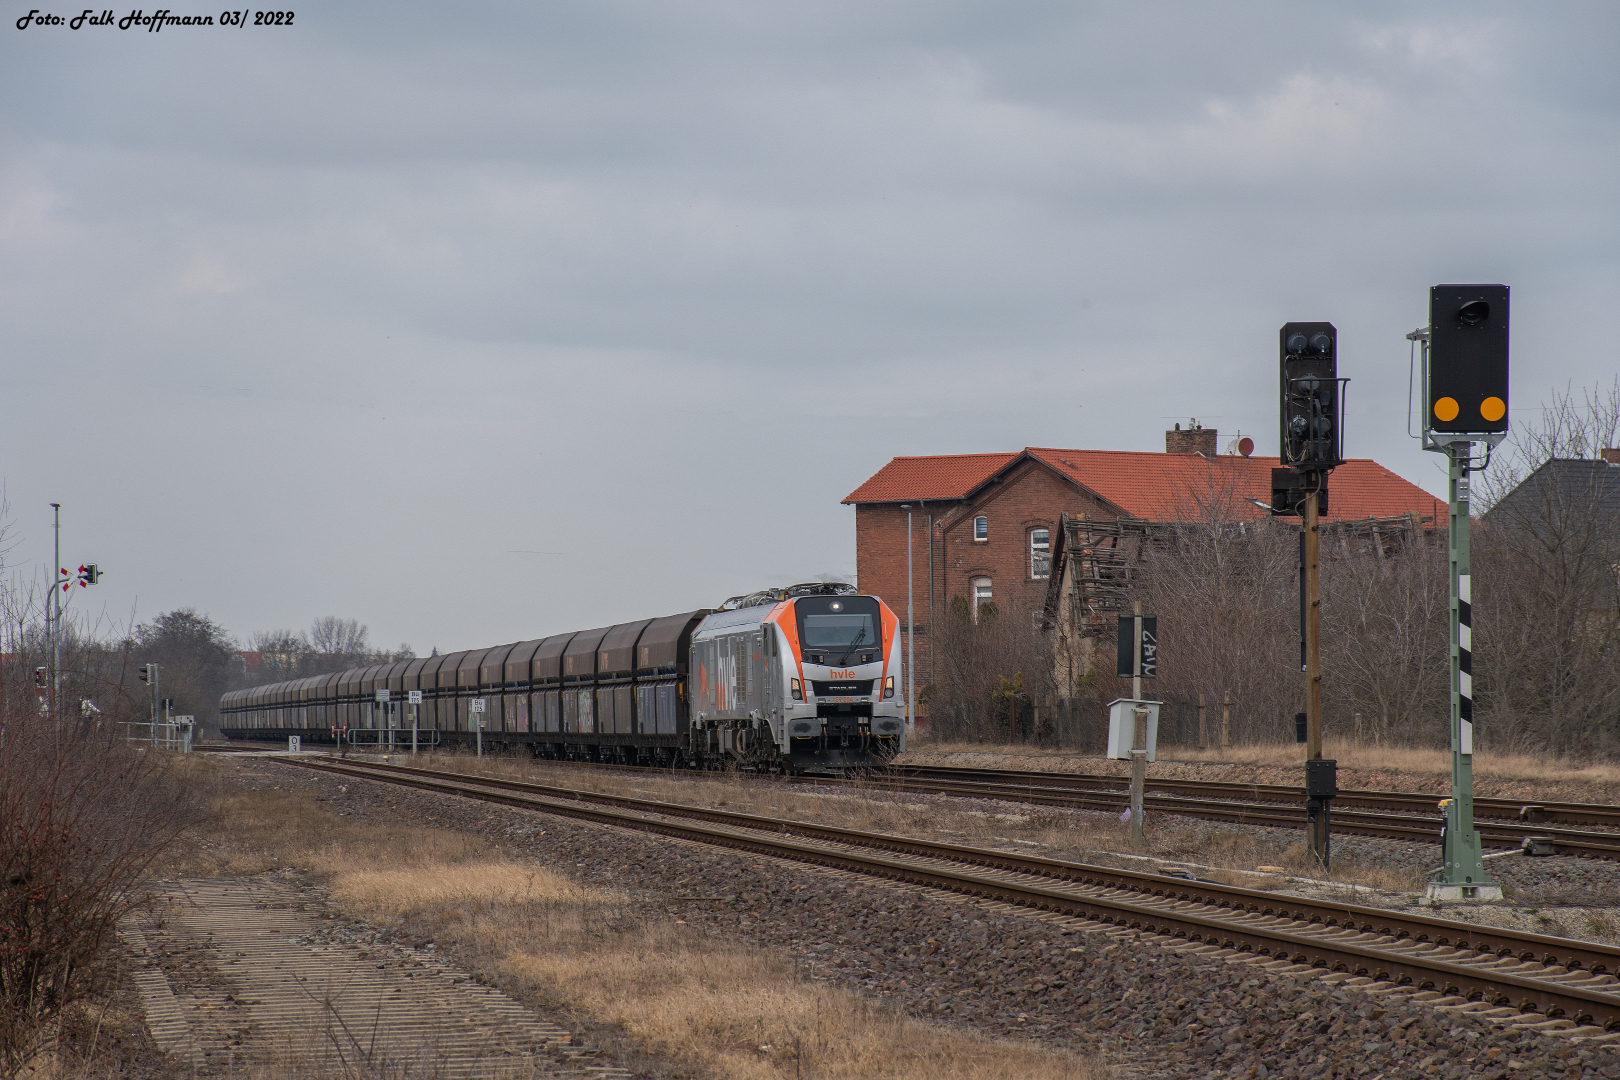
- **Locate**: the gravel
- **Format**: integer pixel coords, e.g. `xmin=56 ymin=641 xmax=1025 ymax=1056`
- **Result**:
xmin=240 ymin=759 xmax=1620 ymax=1079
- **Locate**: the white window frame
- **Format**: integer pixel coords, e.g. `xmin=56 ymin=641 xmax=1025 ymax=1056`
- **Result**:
xmin=971 ymin=576 xmax=992 ymax=621
xmin=973 ymin=515 xmax=988 ymax=542
xmin=1029 ymin=527 xmax=1051 ymax=579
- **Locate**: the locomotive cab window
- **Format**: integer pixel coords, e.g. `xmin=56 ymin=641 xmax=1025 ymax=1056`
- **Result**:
xmin=973 ymin=515 xmax=988 ymax=542
xmin=795 ymin=595 xmax=883 ymax=664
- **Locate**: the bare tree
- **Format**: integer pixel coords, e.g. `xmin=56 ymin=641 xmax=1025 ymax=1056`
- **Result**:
xmin=1131 ymin=516 xmax=1299 ymax=745
xmin=303 ymin=615 xmax=370 ymax=657
xmin=1479 ymin=378 xmax=1620 ymax=505
xmin=1320 ymin=525 xmax=1450 ymax=745
xmin=130 ymin=609 xmax=238 ymax=729
xmin=927 ymin=596 xmax=1056 ymax=743
xmin=1471 ymin=379 xmax=1620 ymax=755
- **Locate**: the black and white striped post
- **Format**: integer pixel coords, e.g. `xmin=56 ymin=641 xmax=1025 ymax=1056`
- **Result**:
xmin=1433 ymin=445 xmax=1498 ymax=900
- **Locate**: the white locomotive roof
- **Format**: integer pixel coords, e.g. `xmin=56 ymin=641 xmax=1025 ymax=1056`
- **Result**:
xmin=692 ymin=602 xmax=778 ymax=637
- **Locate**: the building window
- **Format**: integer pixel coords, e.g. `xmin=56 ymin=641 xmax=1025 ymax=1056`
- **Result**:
xmin=971 ymin=577 xmax=992 ymax=620
xmin=1030 ymin=527 xmax=1051 ymax=579
xmin=973 ymin=515 xmax=988 ymax=542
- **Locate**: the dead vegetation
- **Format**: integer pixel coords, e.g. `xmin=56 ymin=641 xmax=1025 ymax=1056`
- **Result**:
xmin=180 ymin=757 xmax=1111 ymax=1080
xmin=0 ymin=713 xmax=198 ymax=1075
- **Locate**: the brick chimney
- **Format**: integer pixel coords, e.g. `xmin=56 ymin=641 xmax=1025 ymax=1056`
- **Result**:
xmin=1165 ymin=421 xmax=1218 ymax=455
xmin=1602 ymin=448 xmax=1620 ymax=465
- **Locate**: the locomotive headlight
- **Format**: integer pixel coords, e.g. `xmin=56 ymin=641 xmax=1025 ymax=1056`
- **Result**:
xmin=790 ymin=678 xmax=802 ymax=701
xmin=883 ymin=676 xmax=894 ymax=700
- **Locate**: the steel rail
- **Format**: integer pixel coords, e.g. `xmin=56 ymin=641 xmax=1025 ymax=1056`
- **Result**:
xmin=893 ymin=765 xmax=1620 ymax=828
xmin=279 ymin=755 xmax=1620 ymax=1023
xmin=813 ymin=772 xmax=1620 ymax=860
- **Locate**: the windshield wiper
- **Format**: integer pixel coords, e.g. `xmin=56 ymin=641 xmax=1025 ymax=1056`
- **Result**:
xmin=836 ymin=626 xmax=868 ymax=667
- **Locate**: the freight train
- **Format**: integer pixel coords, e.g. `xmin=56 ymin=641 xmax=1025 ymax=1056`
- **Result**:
xmin=218 ymin=582 xmax=906 ymax=770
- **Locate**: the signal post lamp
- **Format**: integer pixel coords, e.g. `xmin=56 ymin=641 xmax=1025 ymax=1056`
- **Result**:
xmin=1410 ymin=284 xmax=1510 ymax=903
xmin=1271 ymin=322 xmax=1348 ymax=870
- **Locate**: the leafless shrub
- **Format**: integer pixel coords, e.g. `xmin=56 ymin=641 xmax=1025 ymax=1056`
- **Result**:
xmin=1131 ymin=514 xmax=1300 ymax=745
xmin=1108 ymin=461 xmax=1454 ymax=748
xmin=1471 ymin=379 xmax=1620 ymax=755
xmin=0 ymin=710 xmax=197 ymax=1070
xmin=1320 ymin=527 xmax=1450 ymax=745
xmin=926 ymin=597 xmax=1057 ymax=743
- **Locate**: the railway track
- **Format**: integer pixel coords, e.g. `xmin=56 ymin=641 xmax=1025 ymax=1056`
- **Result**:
xmin=835 ymin=771 xmax=1620 ymax=860
xmin=893 ymin=764 xmax=1620 ymax=829
xmin=207 ymin=743 xmax=1620 ymax=859
xmin=273 ymin=755 xmax=1620 ymax=1033
xmin=209 ymin=742 xmax=1620 ymax=859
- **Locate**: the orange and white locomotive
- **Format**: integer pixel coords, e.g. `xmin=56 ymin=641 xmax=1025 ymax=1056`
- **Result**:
xmin=690 ymin=583 xmax=906 ymax=770
xmin=220 ymin=582 xmax=906 ymax=771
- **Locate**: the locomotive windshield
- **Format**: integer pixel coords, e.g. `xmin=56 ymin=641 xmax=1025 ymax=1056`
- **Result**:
xmin=795 ymin=595 xmax=883 ymax=661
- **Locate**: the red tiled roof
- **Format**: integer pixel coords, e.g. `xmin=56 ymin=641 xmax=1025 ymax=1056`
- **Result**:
xmin=845 ymin=447 xmax=1444 ymax=524
xmin=1027 ymin=449 xmax=1443 ymax=523
xmin=842 ymin=452 xmax=1020 ymax=504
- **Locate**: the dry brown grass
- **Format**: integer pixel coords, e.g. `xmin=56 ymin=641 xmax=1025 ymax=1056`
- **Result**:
xmin=1158 ymin=738 xmax=1620 ymax=786
xmin=184 ymin=757 xmax=1110 ymax=1080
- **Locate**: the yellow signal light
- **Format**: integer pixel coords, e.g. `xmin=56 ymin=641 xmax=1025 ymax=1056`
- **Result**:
xmin=1433 ymin=396 xmax=1460 ymax=422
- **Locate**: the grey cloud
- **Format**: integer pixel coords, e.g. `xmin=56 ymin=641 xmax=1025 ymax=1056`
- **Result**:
xmin=1 ymin=1 xmax=1616 ymax=650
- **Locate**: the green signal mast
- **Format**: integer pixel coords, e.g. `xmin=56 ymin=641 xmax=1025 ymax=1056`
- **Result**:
xmin=1410 ymin=283 xmax=1510 ymax=902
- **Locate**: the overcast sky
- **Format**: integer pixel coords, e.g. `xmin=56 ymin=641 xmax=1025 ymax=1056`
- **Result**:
xmin=3 ymin=1 xmax=1617 ymax=655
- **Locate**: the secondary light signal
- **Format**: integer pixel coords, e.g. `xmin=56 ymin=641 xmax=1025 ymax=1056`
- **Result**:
xmin=1278 ymin=321 xmax=1343 ymax=471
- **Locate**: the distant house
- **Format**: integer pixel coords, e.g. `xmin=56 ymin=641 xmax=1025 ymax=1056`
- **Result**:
xmin=843 ymin=424 xmax=1445 ymax=697
xmin=1482 ymin=453 xmax=1620 ymax=530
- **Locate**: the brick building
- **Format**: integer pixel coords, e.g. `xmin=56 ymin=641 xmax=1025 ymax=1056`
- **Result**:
xmin=843 ymin=425 xmax=1446 ymax=700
